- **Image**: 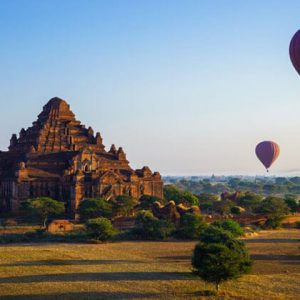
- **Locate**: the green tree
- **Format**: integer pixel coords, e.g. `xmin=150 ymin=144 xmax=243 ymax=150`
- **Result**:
xmin=86 ymin=217 xmax=117 ymax=241
xmin=213 ymin=200 xmax=235 ymax=215
xmin=256 ymin=196 xmax=290 ymax=216
xmin=284 ymin=196 xmax=298 ymax=213
xmin=21 ymin=197 xmax=65 ymax=227
xmin=112 ymin=195 xmax=137 ymax=217
xmin=139 ymin=195 xmax=163 ymax=210
xmin=238 ymin=192 xmax=263 ymax=211
xmin=256 ymin=196 xmax=290 ymax=229
xmin=132 ymin=210 xmax=174 ymax=240
xmin=192 ymin=226 xmax=251 ymax=291
xmin=78 ymin=198 xmax=112 ymax=222
xmin=176 ymin=213 xmax=207 ymax=240
xmin=198 ymin=193 xmax=219 ymax=202
xmin=231 ymin=206 xmax=241 ymax=215
xmin=212 ymin=220 xmax=244 ymax=237
xmin=163 ymin=185 xmax=198 ymax=206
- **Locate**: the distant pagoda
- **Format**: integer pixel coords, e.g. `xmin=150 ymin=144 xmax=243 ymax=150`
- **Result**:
xmin=0 ymin=97 xmax=163 ymax=217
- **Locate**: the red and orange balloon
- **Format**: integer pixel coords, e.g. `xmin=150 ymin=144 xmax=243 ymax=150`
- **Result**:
xmin=255 ymin=141 xmax=280 ymax=172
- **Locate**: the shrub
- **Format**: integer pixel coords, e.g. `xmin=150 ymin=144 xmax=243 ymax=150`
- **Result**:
xmin=263 ymin=216 xmax=284 ymax=229
xmin=231 ymin=206 xmax=241 ymax=215
xmin=86 ymin=217 xmax=117 ymax=241
xmin=212 ymin=220 xmax=244 ymax=237
xmin=132 ymin=210 xmax=174 ymax=240
xmin=78 ymin=198 xmax=112 ymax=222
xmin=176 ymin=213 xmax=207 ymax=240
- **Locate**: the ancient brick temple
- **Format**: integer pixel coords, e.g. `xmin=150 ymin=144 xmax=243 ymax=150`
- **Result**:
xmin=0 ymin=97 xmax=163 ymax=217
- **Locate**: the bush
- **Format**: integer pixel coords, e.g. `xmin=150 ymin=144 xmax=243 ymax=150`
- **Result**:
xmin=192 ymin=225 xmax=251 ymax=291
xmin=212 ymin=220 xmax=244 ymax=237
xmin=231 ymin=206 xmax=241 ymax=215
xmin=86 ymin=218 xmax=117 ymax=241
xmin=132 ymin=210 xmax=174 ymax=240
xmin=176 ymin=213 xmax=207 ymax=240
xmin=78 ymin=198 xmax=112 ymax=222
xmin=263 ymin=216 xmax=284 ymax=229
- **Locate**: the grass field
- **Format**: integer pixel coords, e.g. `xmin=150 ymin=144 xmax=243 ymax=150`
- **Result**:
xmin=0 ymin=229 xmax=299 ymax=299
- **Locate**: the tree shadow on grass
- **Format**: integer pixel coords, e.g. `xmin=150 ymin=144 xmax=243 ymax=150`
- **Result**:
xmin=251 ymin=254 xmax=300 ymax=261
xmin=0 ymin=292 xmax=158 ymax=300
xmin=0 ymin=271 xmax=192 ymax=283
xmin=158 ymin=256 xmax=190 ymax=262
xmin=244 ymin=238 xmax=300 ymax=244
xmin=0 ymin=259 xmax=145 ymax=267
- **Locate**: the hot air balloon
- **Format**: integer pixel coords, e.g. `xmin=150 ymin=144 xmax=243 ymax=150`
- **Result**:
xmin=255 ymin=141 xmax=280 ymax=172
xmin=289 ymin=29 xmax=300 ymax=75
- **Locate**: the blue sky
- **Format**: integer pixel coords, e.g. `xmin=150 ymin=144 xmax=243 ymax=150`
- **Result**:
xmin=1 ymin=0 xmax=300 ymax=175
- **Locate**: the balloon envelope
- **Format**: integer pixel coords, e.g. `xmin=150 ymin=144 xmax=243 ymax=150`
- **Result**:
xmin=289 ymin=29 xmax=300 ymax=75
xmin=255 ymin=141 xmax=280 ymax=171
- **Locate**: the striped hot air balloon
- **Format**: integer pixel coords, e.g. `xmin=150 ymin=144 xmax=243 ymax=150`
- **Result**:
xmin=290 ymin=29 xmax=300 ymax=75
xmin=255 ymin=141 xmax=280 ymax=172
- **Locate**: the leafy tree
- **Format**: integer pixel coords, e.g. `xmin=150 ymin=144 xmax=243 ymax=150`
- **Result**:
xmin=176 ymin=213 xmax=207 ymax=240
xmin=228 ymin=178 xmax=241 ymax=189
xmin=284 ymin=196 xmax=298 ymax=213
xmin=86 ymin=217 xmax=117 ymax=241
xmin=212 ymin=220 xmax=244 ymax=237
xmin=21 ymin=197 xmax=65 ymax=227
xmin=231 ymin=206 xmax=241 ymax=215
xmin=256 ymin=196 xmax=290 ymax=217
xmin=112 ymin=195 xmax=137 ymax=217
xmin=163 ymin=185 xmax=198 ymax=206
xmin=198 ymin=193 xmax=219 ymax=214
xmin=192 ymin=239 xmax=252 ymax=291
xmin=198 ymin=193 xmax=219 ymax=203
xmin=199 ymin=225 xmax=235 ymax=245
xmin=78 ymin=198 xmax=112 ymax=222
xmin=238 ymin=192 xmax=263 ymax=211
xmin=289 ymin=177 xmax=300 ymax=184
xmin=213 ymin=200 xmax=235 ymax=215
xmin=132 ymin=210 xmax=174 ymax=240
xmin=139 ymin=195 xmax=163 ymax=210
xmin=263 ymin=216 xmax=285 ymax=229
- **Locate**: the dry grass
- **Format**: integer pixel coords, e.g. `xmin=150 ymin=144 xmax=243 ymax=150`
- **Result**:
xmin=0 ymin=229 xmax=299 ymax=299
